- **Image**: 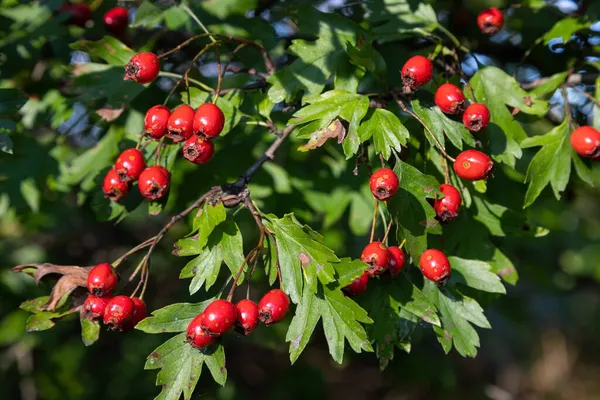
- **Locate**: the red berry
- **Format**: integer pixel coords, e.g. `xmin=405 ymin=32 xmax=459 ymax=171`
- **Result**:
xmin=360 ymin=242 xmax=390 ymax=277
xmin=401 ymin=55 xmax=434 ymax=93
xmin=477 ymin=7 xmax=504 ymax=35
xmin=102 ymin=168 xmax=130 ymax=201
xmin=435 ymin=83 xmax=466 ymax=115
xmin=462 ymin=103 xmax=490 ymax=132
xmin=201 ymin=300 xmax=237 ymax=336
xmin=115 ymin=148 xmax=146 ymax=182
xmin=59 ymin=3 xmax=91 ymax=26
xmin=182 ymin=135 xmax=215 ymax=164
xmin=387 ymin=246 xmax=406 ymax=276
xmin=453 ymin=149 xmax=494 ymax=181
xmin=369 ymin=168 xmax=400 ymax=201
xmin=103 ymin=7 xmax=129 ymax=35
xmin=193 ymin=103 xmax=225 ymax=139
xmin=83 ymin=294 xmax=111 ymax=321
xmin=129 ymin=297 xmax=147 ymax=328
xmin=124 ymin=53 xmax=160 ymax=84
xmin=103 ymin=295 xmax=135 ymax=331
xmin=258 ymin=289 xmax=290 ymax=325
xmin=166 ymin=105 xmax=195 ymax=143
xmin=87 ymin=263 xmax=118 ymax=297
xmin=570 ymin=126 xmax=600 ymax=159
xmin=138 ymin=166 xmax=170 ymax=200
xmin=342 ymin=272 xmax=369 ymax=296
xmin=434 ymin=184 xmax=462 ymax=223
xmin=419 ymin=249 xmax=451 ymax=285
xmin=234 ymin=299 xmax=259 ymax=335
xmin=186 ymin=313 xmax=217 ymax=349
xmin=144 ymin=105 xmax=171 ymax=139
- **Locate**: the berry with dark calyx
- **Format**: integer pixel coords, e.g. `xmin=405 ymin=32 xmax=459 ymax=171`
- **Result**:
xmin=454 ymin=149 xmax=494 ymax=181
xmin=115 ymin=148 xmax=146 ymax=182
xmin=103 ymin=7 xmax=129 ymax=35
xmin=124 ymin=52 xmax=160 ymax=84
xmin=387 ymin=246 xmax=406 ymax=276
xmin=369 ymin=168 xmax=400 ymax=201
xmin=138 ymin=166 xmax=170 ymax=200
xmin=59 ymin=3 xmax=91 ymax=26
xmin=102 ymin=168 xmax=130 ymax=201
xmin=144 ymin=105 xmax=170 ymax=139
xmin=401 ymin=55 xmax=433 ymax=94
xmin=462 ymin=103 xmax=490 ymax=132
xmin=570 ymin=126 xmax=600 ymax=159
xmin=166 ymin=105 xmax=195 ymax=143
xmin=193 ymin=103 xmax=225 ymax=139
xmin=419 ymin=249 xmax=452 ymax=285
xmin=129 ymin=297 xmax=147 ymax=328
xmin=182 ymin=135 xmax=215 ymax=164
xmin=434 ymin=184 xmax=462 ymax=223
xmin=360 ymin=241 xmax=390 ymax=277
xmin=201 ymin=299 xmax=237 ymax=336
xmin=234 ymin=299 xmax=259 ymax=335
xmin=186 ymin=313 xmax=216 ymax=349
xmin=435 ymin=83 xmax=466 ymax=114
xmin=87 ymin=263 xmax=118 ymax=297
xmin=258 ymin=289 xmax=290 ymax=325
xmin=83 ymin=294 xmax=111 ymax=321
xmin=477 ymin=7 xmax=504 ymax=35
xmin=342 ymin=272 xmax=369 ymax=297
xmin=103 ymin=295 xmax=135 ymax=331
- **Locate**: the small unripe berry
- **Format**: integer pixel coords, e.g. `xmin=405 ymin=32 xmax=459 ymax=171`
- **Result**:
xmin=462 ymin=103 xmax=490 ymax=132
xmin=187 ymin=313 xmax=216 ymax=349
xmin=342 ymin=272 xmax=369 ymax=297
xmin=58 ymin=3 xmax=91 ymax=26
xmin=128 ymin=297 xmax=147 ymax=328
xmin=419 ymin=249 xmax=451 ymax=285
xmin=453 ymin=149 xmax=494 ymax=181
xmin=166 ymin=105 xmax=195 ymax=143
xmin=144 ymin=105 xmax=171 ymax=139
xmin=434 ymin=184 xmax=462 ymax=223
xmin=435 ymin=83 xmax=466 ymax=114
xmin=201 ymin=299 xmax=237 ymax=336
xmin=102 ymin=168 xmax=130 ymax=201
xmin=182 ymin=135 xmax=215 ymax=164
xmin=124 ymin=53 xmax=160 ymax=84
xmin=103 ymin=295 xmax=135 ymax=331
xmin=87 ymin=263 xmax=118 ymax=297
xmin=360 ymin=242 xmax=390 ymax=277
xmin=234 ymin=299 xmax=259 ymax=335
xmin=103 ymin=7 xmax=129 ymax=35
xmin=477 ymin=8 xmax=504 ymax=35
xmin=369 ymin=168 xmax=400 ymax=201
xmin=193 ymin=103 xmax=225 ymax=139
xmin=138 ymin=166 xmax=170 ymax=200
xmin=387 ymin=246 xmax=406 ymax=276
xmin=115 ymin=148 xmax=146 ymax=182
xmin=83 ymin=294 xmax=111 ymax=321
xmin=258 ymin=289 xmax=290 ymax=325
xmin=401 ymin=55 xmax=433 ymax=93
xmin=570 ymin=126 xmax=600 ymax=159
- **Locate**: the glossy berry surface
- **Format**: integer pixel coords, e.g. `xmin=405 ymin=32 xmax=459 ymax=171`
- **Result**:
xmin=103 ymin=296 xmax=135 ymax=331
xmin=83 ymin=295 xmax=111 ymax=321
xmin=462 ymin=103 xmax=490 ymax=132
xmin=102 ymin=168 xmax=130 ymax=201
xmin=387 ymin=246 xmax=406 ymax=276
xmin=103 ymin=7 xmax=129 ymax=35
xmin=477 ymin=7 xmax=504 ymax=35
xmin=128 ymin=297 xmax=147 ymax=328
xmin=138 ymin=166 xmax=170 ymax=200
xmin=166 ymin=105 xmax=195 ymax=143
xmin=360 ymin=242 xmax=390 ymax=277
xmin=183 ymin=135 xmax=215 ymax=164
xmin=234 ymin=299 xmax=259 ymax=335
xmin=434 ymin=184 xmax=462 ymax=223
xmin=454 ymin=149 xmax=494 ymax=181
xmin=570 ymin=126 xmax=600 ymax=159
xmin=124 ymin=53 xmax=160 ymax=84
xmin=144 ymin=105 xmax=170 ymax=139
xmin=115 ymin=148 xmax=146 ymax=182
xmin=186 ymin=313 xmax=216 ymax=349
xmin=342 ymin=272 xmax=369 ymax=297
xmin=258 ymin=289 xmax=290 ymax=325
xmin=401 ymin=55 xmax=433 ymax=93
xmin=87 ymin=263 xmax=118 ymax=297
xmin=369 ymin=168 xmax=400 ymax=201
xmin=59 ymin=3 xmax=92 ymax=26
xmin=419 ymin=249 xmax=452 ymax=285
xmin=193 ymin=103 xmax=225 ymax=139
xmin=201 ymin=299 xmax=237 ymax=336
xmin=435 ymin=83 xmax=466 ymax=114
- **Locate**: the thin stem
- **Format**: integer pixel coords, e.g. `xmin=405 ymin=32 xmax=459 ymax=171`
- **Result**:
xmin=112 ymin=236 xmax=156 ymax=268
xmin=399 ymin=239 xmax=406 ymax=249
xmin=561 ymin=86 xmax=575 ymax=130
xmin=180 ymin=3 xmax=216 ymax=43
xmin=441 ymin=156 xmax=450 ymax=184
xmin=369 ymin=199 xmax=379 ymax=243
xmin=378 ymin=153 xmax=385 ymax=168
xmin=212 ymin=47 xmax=222 ymax=104
xmin=568 ymin=85 xmax=600 ymax=107
xmin=435 ymin=23 xmax=470 ymax=53
xmin=183 ymin=41 xmax=225 ymax=90
xmin=158 ymin=71 xmax=212 ymax=92
xmin=382 ymin=218 xmax=394 ymax=244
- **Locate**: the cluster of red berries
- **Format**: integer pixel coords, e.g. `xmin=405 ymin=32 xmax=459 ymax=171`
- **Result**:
xmin=59 ymin=4 xmax=129 ymax=36
xmin=571 ymin=126 xmax=600 ymax=160
xmin=186 ymin=289 xmax=290 ymax=349
xmin=82 ymin=263 xmax=147 ymax=331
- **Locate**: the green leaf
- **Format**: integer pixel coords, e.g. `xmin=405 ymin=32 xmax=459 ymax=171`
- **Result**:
xmin=333 ymin=258 xmax=368 ymax=288
xmin=0 ymin=88 xmax=28 ymax=114
xmin=366 ymin=0 xmax=438 ymax=36
xmin=132 ymin=1 xmax=167 ymax=27
xmin=180 ymin=246 xmax=223 ymax=294
xmin=71 ymin=36 xmax=135 ymax=65
xmin=349 ymin=191 xmax=372 ymax=236
xmin=543 ymin=18 xmax=590 ymax=44
xmin=193 ymin=202 xmax=227 ymax=247
xmin=72 ymin=63 xmax=145 ymax=106
xmin=334 ymin=55 xmax=365 ymax=93
xmin=358 ymin=108 xmax=409 ymax=158
xmin=0 ymin=132 xmax=14 ymax=154
xmin=20 ymin=177 xmax=40 ymax=212
xmin=199 ymin=0 xmax=257 ymax=19
xmin=530 ymin=71 xmax=568 ymax=98
xmin=448 ymin=257 xmax=506 ymax=294
xmin=136 ymin=301 xmax=211 ymax=334
xmin=80 ymin=317 xmax=100 ymax=346
xmin=304 ymin=187 xmax=352 ymax=229
xmin=392 ymin=274 xmax=441 ymax=326
xmin=411 ymin=100 xmax=476 ymax=150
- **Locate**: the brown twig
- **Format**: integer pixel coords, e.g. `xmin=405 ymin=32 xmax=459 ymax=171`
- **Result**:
xmin=567 ymin=84 xmax=600 ymax=107
xmin=441 ymin=156 xmax=450 ymax=184
xmin=561 ymin=86 xmax=575 ymax=130
xmin=112 ymin=236 xmax=156 ymax=268
xmin=382 ymin=218 xmax=393 ymax=244
xmin=212 ymin=47 xmax=222 ymax=104
xmin=369 ymin=199 xmax=379 ymax=243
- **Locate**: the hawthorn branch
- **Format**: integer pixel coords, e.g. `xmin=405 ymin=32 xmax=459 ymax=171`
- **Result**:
xmin=520 ymin=73 xmax=598 ymax=90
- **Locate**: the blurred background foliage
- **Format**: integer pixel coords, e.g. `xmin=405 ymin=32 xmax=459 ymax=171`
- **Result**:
xmin=1 ymin=0 xmax=600 ymax=399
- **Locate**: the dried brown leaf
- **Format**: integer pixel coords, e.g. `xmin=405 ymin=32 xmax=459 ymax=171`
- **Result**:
xmin=298 ymin=119 xmax=346 ymax=152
